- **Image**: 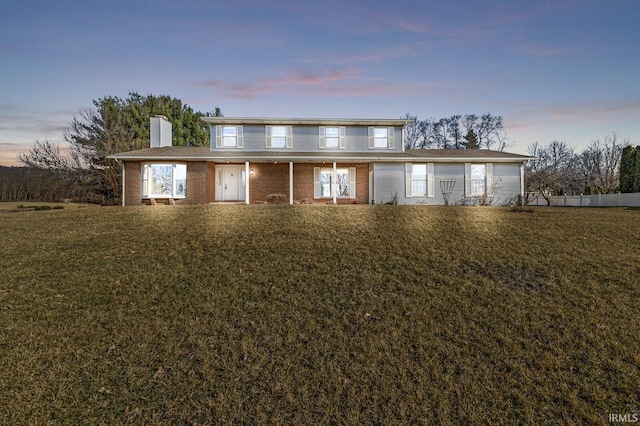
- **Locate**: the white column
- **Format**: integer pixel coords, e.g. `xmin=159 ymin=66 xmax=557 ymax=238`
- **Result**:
xmin=121 ymin=162 xmax=125 ymax=207
xmin=289 ymin=162 xmax=294 ymax=205
xmin=332 ymin=162 xmax=337 ymax=204
xmin=245 ymin=161 xmax=250 ymax=204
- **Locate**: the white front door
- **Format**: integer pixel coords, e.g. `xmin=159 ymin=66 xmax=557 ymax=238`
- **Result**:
xmin=215 ymin=166 xmax=245 ymax=201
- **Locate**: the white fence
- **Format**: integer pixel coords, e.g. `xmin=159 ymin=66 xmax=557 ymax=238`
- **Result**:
xmin=529 ymin=192 xmax=640 ymax=207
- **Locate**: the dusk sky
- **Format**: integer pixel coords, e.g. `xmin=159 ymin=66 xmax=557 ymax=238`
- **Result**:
xmin=1 ymin=0 xmax=638 ymax=165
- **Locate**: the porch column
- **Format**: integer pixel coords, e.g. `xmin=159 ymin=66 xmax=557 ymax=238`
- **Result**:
xmin=245 ymin=161 xmax=250 ymax=204
xmin=332 ymin=162 xmax=337 ymax=205
xmin=121 ymin=161 xmax=125 ymax=207
xmin=289 ymin=162 xmax=294 ymax=205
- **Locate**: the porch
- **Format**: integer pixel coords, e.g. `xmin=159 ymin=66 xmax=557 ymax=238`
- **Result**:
xmin=213 ymin=161 xmax=370 ymax=205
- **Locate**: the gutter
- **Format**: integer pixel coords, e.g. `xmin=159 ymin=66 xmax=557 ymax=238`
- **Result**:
xmin=108 ymin=154 xmax=534 ymax=163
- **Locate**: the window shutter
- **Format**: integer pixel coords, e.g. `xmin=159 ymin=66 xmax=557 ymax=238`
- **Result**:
xmin=368 ymin=127 xmax=375 ymax=149
xmin=215 ymin=125 xmax=222 ymax=148
xmin=313 ymin=167 xmax=321 ymax=198
xmin=427 ymin=163 xmax=435 ymax=197
xmin=388 ymin=127 xmax=395 ymax=149
xmin=265 ymin=126 xmax=272 ymax=148
xmin=319 ymin=127 xmax=325 ymax=149
xmin=464 ymin=163 xmax=471 ymax=197
xmin=349 ymin=167 xmax=356 ymax=198
xmin=339 ymin=127 xmax=346 ymax=149
xmin=286 ymin=126 xmax=293 ymax=148
xmin=405 ymin=163 xmax=413 ymax=197
xmin=486 ymin=163 xmax=493 ymax=193
xmin=236 ymin=126 xmax=243 ymax=148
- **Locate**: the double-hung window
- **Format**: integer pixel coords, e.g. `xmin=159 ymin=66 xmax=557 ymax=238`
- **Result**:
xmin=465 ymin=163 xmax=493 ymax=197
xmin=319 ymin=126 xmax=346 ymax=149
xmin=314 ymin=167 xmax=356 ymax=199
xmin=266 ymin=125 xmax=292 ymax=148
xmin=368 ymin=127 xmax=395 ymax=149
xmin=142 ymin=163 xmax=187 ymax=198
xmin=405 ymin=163 xmax=434 ymax=197
xmin=215 ymin=125 xmax=243 ymax=148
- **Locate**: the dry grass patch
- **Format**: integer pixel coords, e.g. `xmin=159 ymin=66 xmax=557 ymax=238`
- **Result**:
xmin=0 ymin=205 xmax=639 ymax=424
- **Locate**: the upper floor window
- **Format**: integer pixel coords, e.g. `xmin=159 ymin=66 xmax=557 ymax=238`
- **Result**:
xmin=319 ymin=126 xmax=346 ymax=149
xmin=215 ymin=125 xmax=243 ymax=148
xmin=368 ymin=127 xmax=395 ymax=149
xmin=266 ymin=125 xmax=292 ymax=148
xmin=142 ymin=163 xmax=187 ymax=198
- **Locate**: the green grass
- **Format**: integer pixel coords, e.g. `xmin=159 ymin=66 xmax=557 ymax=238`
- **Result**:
xmin=1 ymin=205 xmax=639 ymax=424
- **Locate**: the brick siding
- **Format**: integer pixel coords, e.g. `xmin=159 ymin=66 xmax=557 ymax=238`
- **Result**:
xmin=124 ymin=161 xmax=370 ymax=206
xmin=123 ymin=160 xmax=215 ymax=206
xmin=292 ymin=163 xmax=370 ymax=204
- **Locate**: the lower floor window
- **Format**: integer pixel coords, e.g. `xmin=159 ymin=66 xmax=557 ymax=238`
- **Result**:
xmin=315 ymin=167 xmax=356 ymax=198
xmin=470 ymin=164 xmax=486 ymax=196
xmin=142 ymin=163 xmax=187 ymax=198
xmin=465 ymin=163 xmax=493 ymax=197
xmin=405 ymin=163 xmax=434 ymax=197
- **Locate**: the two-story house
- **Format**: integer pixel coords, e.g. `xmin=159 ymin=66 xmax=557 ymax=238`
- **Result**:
xmin=110 ymin=116 xmax=533 ymax=206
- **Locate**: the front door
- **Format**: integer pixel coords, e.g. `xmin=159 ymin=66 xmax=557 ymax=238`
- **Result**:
xmin=215 ymin=166 xmax=245 ymax=201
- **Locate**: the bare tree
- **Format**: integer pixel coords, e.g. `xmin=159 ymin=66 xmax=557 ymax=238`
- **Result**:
xmin=576 ymin=132 xmax=625 ymax=194
xmin=18 ymin=140 xmax=75 ymax=170
xmin=403 ymin=114 xmax=422 ymax=149
xmin=525 ymin=141 xmax=579 ymax=205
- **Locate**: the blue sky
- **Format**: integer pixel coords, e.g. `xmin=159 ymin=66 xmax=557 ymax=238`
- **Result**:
xmin=1 ymin=0 xmax=638 ymax=165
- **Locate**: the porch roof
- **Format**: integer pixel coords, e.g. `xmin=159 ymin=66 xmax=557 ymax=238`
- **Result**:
xmin=109 ymin=147 xmax=535 ymax=163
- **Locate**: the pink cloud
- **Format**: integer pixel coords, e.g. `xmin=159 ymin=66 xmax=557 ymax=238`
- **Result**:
xmin=200 ymin=67 xmax=434 ymax=100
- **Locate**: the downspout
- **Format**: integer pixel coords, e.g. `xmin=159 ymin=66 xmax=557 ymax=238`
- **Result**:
xmin=520 ymin=163 xmax=525 ymax=203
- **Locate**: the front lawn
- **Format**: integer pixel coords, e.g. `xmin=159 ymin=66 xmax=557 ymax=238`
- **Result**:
xmin=1 ymin=205 xmax=638 ymax=424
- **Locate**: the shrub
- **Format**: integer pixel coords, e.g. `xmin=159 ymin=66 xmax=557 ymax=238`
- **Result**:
xmin=34 ymin=206 xmax=52 ymax=211
xmin=52 ymin=206 xmax=64 ymax=210
xmin=266 ymin=194 xmax=288 ymax=204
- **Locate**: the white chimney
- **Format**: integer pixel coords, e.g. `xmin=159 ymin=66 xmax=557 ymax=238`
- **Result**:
xmin=150 ymin=115 xmax=172 ymax=148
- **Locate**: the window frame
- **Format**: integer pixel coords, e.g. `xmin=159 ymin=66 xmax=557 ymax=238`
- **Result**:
xmin=464 ymin=163 xmax=494 ymax=197
xmin=405 ymin=163 xmax=434 ymax=198
xmin=215 ymin=125 xmax=243 ymax=149
xmin=368 ymin=126 xmax=396 ymax=150
xmin=319 ymin=126 xmax=346 ymax=149
xmin=266 ymin=125 xmax=292 ymax=149
xmin=141 ymin=163 xmax=187 ymax=199
xmin=314 ymin=167 xmax=356 ymax=199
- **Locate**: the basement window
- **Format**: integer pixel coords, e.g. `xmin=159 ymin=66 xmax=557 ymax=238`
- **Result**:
xmin=142 ymin=163 xmax=187 ymax=198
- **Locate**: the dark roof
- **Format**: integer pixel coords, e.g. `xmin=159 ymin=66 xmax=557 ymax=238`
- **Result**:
xmin=109 ymin=147 xmax=534 ymax=162
xmin=201 ymin=117 xmax=413 ymax=126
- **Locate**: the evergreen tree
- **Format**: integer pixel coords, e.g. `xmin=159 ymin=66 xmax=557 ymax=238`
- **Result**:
xmin=619 ymin=145 xmax=636 ymax=192
xmin=634 ymin=146 xmax=640 ymax=192
xmin=20 ymin=92 xmax=221 ymax=204
xmin=463 ymin=129 xmax=479 ymax=149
